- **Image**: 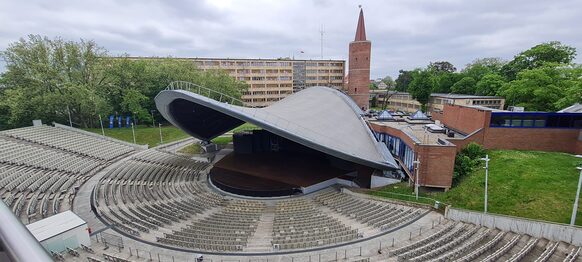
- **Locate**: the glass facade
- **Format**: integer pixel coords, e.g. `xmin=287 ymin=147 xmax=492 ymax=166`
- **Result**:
xmin=375 ymin=132 xmax=416 ymax=172
xmin=490 ymin=112 xmax=582 ymax=129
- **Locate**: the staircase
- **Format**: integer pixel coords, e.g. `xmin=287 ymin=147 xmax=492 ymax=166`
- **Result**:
xmin=245 ymin=204 xmax=275 ymax=252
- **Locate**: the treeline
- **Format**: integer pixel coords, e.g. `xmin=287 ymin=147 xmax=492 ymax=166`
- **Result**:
xmin=0 ymin=35 xmax=248 ymax=130
xmin=394 ymin=41 xmax=582 ymax=112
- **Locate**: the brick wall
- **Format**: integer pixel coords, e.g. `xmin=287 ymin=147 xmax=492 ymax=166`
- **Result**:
xmin=483 ymin=127 xmax=581 ymax=154
xmin=369 ymin=122 xmax=456 ymax=189
xmin=434 ymin=104 xmax=489 ymax=135
xmin=348 ymin=41 xmax=371 ymax=110
xmin=416 ymin=145 xmax=456 ymax=189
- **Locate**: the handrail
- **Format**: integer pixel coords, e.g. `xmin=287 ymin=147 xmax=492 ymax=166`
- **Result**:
xmin=166 ymin=81 xmax=252 ymax=108
xmin=0 ymin=200 xmax=53 ymax=262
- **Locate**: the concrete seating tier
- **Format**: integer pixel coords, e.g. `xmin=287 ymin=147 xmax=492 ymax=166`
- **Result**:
xmin=95 ymin=150 xmax=223 ymax=237
xmin=314 ymin=189 xmax=424 ymax=231
xmin=160 ymin=200 xmax=265 ymax=251
xmin=1 ymin=125 xmax=134 ymax=160
xmin=389 ymin=221 xmax=581 ymax=262
xmin=272 ymin=198 xmax=358 ymax=250
xmin=0 ymin=137 xmax=103 ymax=175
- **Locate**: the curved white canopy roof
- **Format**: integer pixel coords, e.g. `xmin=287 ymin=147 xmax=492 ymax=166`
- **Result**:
xmin=155 ymin=86 xmax=398 ymax=170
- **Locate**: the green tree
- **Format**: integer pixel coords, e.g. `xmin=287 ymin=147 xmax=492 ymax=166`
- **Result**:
xmin=554 ymin=65 xmax=582 ymax=110
xmin=381 ymin=76 xmax=396 ymax=89
xmin=501 ymin=41 xmax=577 ymax=80
xmin=431 ymin=71 xmax=462 ymax=93
xmin=395 ymin=70 xmax=414 ymax=91
xmin=0 ymin=35 xmax=109 ymax=128
xmin=407 ymin=69 xmax=433 ymax=111
xmin=428 ymin=61 xmax=456 ymax=73
xmin=499 ymin=65 xmax=566 ymax=111
xmin=462 ymin=57 xmax=505 ymax=82
xmin=475 ymin=73 xmax=506 ymax=96
xmin=451 ymin=76 xmax=476 ymax=94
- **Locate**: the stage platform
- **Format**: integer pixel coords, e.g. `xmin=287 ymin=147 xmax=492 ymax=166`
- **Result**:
xmin=210 ymin=151 xmax=351 ymax=197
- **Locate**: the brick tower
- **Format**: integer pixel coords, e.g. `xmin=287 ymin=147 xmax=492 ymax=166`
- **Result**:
xmin=347 ymin=8 xmax=371 ymax=111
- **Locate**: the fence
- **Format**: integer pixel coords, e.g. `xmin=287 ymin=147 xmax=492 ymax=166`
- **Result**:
xmin=446 ymin=207 xmax=582 ymax=245
xmin=88 ymin=216 xmax=447 ymax=262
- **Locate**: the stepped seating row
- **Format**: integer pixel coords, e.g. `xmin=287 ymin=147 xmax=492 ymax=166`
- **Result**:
xmin=272 ymin=198 xmax=358 ymax=250
xmin=160 ymin=200 xmax=264 ymax=251
xmin=390 ymin=221 xmax=582 ymax=262
xmin=0 ymin=163 xmax=83 ymax=224
xmin=0 ymin=137 xmax=103 ymax=175
xmin=0 ymin=125 xmax=134 ymax=160
xmin=314 ymin=189 xmax=424 ymax=230
xmin=95 ymin=151 xmax=224 ymax=237
xmin=132 ymin=149 xmax=207 ymax=171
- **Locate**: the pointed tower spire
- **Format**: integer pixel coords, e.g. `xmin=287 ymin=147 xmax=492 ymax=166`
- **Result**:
xmin=354 ymin=8 xmax=367 ymax=41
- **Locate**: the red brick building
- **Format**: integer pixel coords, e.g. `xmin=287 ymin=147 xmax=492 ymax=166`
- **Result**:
xmin=347 ymin=8 xmax=371 ymax=110
xmin=433 ymin=104 xmax=582 ymax=154
xmin=369 ymin=105 xmax=582 ymax=190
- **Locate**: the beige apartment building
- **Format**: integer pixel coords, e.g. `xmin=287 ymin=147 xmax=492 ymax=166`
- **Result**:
xmin=193 ymin=58 xmax=345 ymax=107
xmin=374 ymin=91 xmax=505 ymax=113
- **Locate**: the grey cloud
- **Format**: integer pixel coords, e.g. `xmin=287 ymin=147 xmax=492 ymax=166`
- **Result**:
xmin=0 ymin=0 xmax=581 ymax=78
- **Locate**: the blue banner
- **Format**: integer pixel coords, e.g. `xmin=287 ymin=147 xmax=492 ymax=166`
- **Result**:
xmin=109 ymin=115 xmax=114 ymax=129
xmin=126 ymin=116 xmax=131 ymax=128
xmin=118 ymin=116 xmax=122 ymax=128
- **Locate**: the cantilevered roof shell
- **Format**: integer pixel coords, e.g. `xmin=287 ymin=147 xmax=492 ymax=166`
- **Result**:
xmin=155 ymin=85 xmax=398 ymax=170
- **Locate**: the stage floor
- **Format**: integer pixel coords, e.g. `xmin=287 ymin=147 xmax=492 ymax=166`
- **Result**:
xmin=210 ymin=151 xmax=350 ymax=196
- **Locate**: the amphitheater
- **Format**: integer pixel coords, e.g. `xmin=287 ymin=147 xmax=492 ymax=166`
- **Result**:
xmin=0 ymin=124 xmax=581 ymax=262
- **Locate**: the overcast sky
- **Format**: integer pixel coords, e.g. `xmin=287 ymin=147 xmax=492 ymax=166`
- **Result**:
xmin=1 ymin=0 xmax=581 ymax=78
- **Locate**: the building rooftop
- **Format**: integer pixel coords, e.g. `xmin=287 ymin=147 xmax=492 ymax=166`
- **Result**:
xmin=371 ymin=117 xmax=464 ymax=146
xmin=123 ymin=56 xmax=345 ymax=62
xmin=26 ymin=211 xmax=86 ymax=242
xmin=431 ymin=93 xmax=505 ymax=99
xmin=558 ymin=103 xmax=582 ymax=113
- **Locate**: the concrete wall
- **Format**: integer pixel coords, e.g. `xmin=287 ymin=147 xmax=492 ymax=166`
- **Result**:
xmin=446 ymin=208 xmax=582 ymax=246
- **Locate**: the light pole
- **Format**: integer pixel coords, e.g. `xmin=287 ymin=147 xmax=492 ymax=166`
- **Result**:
xmin=67 ymin=105 xmax=73 ymax=127
xmin=158 ymin=123 xmax=163 ymax=144
xmin=480 ymin=154 xmax=490 ymax=214
xmin=571 ymin=155 xmax=582 ymax=226
xmin=131 ymin=122 xmax=136 ymax=144
xmin=413 ymin=158 xmax=421 ymax=200
xmin=98 ymin=114 xmax=105 ymax=137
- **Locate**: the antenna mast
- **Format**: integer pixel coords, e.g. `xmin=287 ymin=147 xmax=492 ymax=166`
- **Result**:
xmin=319 ymin=24 xmax=324 ymax=59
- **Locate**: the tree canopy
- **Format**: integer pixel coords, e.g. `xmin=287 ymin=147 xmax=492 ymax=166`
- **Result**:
xmin=393 ymin=41 xmax=581 ymax=112
xmin=0 ymin=35 xmax=248 ymax=130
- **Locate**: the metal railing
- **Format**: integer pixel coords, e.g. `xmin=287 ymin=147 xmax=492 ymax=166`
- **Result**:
xmin=164 ymin=81 xmax=390 ymax=166
xmin=0 ymin=200 xmax=52 ymax=262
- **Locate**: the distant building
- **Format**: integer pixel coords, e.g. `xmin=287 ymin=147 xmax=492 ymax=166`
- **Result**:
xmin=129 ymin=57 xmax=344 ymax=108
xmin=374 ymin=91 xmax=505 ymax=113
xmin=347 ymin=8 xmax=372 ymax=110
xmin=193 ymin=58 xmax=345 ymax=107
xmin=377 ymin=82 xmax=388 ymax=90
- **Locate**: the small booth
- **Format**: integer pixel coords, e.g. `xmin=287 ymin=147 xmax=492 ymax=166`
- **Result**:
xmin=26 ymin=211 xmax=91 ymax=253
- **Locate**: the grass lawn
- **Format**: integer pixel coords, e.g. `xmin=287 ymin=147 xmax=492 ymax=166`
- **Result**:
xmin=83 ymin=125 xmax=190 ymax=148
xmin=177 ymin=143 xmax=203 ymax=155
xmin=370 ymin=150 xmax=582 ymax=226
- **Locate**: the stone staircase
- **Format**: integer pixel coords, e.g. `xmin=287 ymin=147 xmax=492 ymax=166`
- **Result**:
xmin=245 ymin=204 xmax=275 ymax=252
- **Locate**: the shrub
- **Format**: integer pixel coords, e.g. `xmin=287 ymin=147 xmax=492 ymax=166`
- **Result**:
xmin=452 ymin=143 xmax=486 ymax=185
